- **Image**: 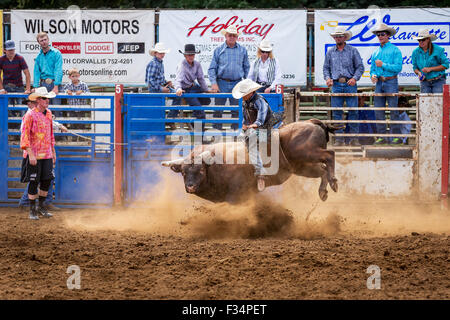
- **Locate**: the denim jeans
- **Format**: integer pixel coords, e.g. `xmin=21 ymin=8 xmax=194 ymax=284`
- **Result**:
xmin=374 ymin=78 xmax=400 ymax=135
xmin=213 ymin=78 xmax=240 ymax=130
xmin=4 ymin=84 xmax=25 ymax=107
xmin=246 ymin=128 xmax=267 ymax=176
xmin=420 ymin=76 xmax=446 ymax=93
xmin=167 ymin=84 xmax=207 ymax=119
xmin=149 ymin=87 xmax=182 ymax=118
xmin=331 ymin=82 xmax=358 ymax=141
xmin=19 ymin=179 xmax=54 ymax=206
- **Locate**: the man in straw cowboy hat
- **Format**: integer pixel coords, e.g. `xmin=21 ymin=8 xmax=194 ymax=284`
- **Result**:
xmin=18 ymin=93 xmax=67 ymax=213
xmin=146 ymin=42 xmax=182 ymax=129
xmin=370 ymin=23 xmax=403 ymax=145
xmin=412 ymin=29 xmax=449 ymax=93
xmin=208 ymin=25 xmax=250 ymax=130
xmin=20 ymin=87 xmax=57 ymax=220
xmin=323 ymin=26 xmax=364 ymax=147
xmin=172 ymin=44 xmax=211 ymax=130
xmin=232 ymin=79 xmax=277 ymax=192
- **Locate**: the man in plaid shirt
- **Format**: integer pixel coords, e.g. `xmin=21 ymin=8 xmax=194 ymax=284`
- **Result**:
xmin=145 ymin=43 xmax=181 ymax=126
xmin=63 ymin=68 xmax=90 ymax=105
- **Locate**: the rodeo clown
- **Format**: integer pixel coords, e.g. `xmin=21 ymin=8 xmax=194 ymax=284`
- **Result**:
xmin=20 ymin=87 xmax=56 ymax=220
xmin=232 ymin=79 xmax=279 ymax=192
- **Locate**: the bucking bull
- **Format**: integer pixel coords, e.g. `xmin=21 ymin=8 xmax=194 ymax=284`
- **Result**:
xmin=161 ymin=119 xmax=339 ymax=203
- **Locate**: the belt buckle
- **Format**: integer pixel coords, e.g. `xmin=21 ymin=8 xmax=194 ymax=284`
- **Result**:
xmin=338 ymin=77 xmax=346 ymax=83
xmin=379 ymin=76 xmax=386 ymax=82
xmin=44 ymin=78 xmax=53 ymax=85
xmin=6 ymin=83 xmax=16 ymax=88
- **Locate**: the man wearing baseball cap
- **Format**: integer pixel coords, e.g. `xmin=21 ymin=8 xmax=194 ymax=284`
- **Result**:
xmin=0 ymin=40 xmax=32 ymax=98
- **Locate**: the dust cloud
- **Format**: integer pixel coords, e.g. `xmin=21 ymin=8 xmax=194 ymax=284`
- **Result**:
xmin=64 ymin=169 xmax=450 ymax=239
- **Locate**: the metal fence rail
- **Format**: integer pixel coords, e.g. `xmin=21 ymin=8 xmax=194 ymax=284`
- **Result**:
xmin=0 ymin=93 xmax=115 ymax=207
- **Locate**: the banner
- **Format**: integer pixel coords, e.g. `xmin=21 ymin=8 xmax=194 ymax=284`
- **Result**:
xmin=11 ymin=10 xmax=154 ymax=84
xmin=315 ymin=8 xmax=450 ymax=86
xmin=159 ymin=10 xmax=307 ymax=86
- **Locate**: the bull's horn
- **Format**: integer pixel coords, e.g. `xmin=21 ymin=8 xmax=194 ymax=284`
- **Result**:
xmin=161 ymin=158 xmax=185 ymax=167
xmin=199 ymin=150 xmax=215 ymax=165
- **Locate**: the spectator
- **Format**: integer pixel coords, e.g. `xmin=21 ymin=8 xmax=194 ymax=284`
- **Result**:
xmin=370 ymin=23 xmax=403 ymax=145
xmin=18 ymin=95 xmax=66 ymax=212
xmin=0 ymin=40 xmax=31 ymax=97
xmin=323 ymin=26 xmax=364 ymax=146
xmin=33 ymin=32 xmax=63 ymax=96
xmin=20 ymin=87 xmax=58 ymax=220
xmin=412 ymin=29 xmax=449 ymax=93
xmin=208 ymin=25 xmax=250 ymax=130
xmin=233 ymin=79 xmax=276 ymax=192
xmin=63 ymin=68 xmax=90 ymax=105
xmin=173 ymin=44 xmax=211 ymax=131
xmin=248 ymin=39 xmax=282 ymax=93
xmin=145 ymin=42 xmax=181 ymax=127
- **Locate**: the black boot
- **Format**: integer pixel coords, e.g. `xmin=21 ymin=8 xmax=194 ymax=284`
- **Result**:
xmin=37 ymin=205 xmax=53 ymax=218
xmin=29 ymin=207 xmax=39 ymax=220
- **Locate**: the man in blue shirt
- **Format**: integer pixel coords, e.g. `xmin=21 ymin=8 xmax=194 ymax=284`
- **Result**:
xmin=33 ymin=32 xmax=63 ymax=95
xmin=370 ymin=23 xmax=403 ymax=145
xmin=323 ymin=26 xmax=364 ymax=146
xmin=208 ymin=25 xmax=250 ymax=130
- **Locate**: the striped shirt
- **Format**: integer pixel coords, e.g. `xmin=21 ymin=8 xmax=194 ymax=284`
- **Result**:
xmin=370 ymin=42 xmax=403 ymax=78
xmin=323 ymin=44 xmax=364 ymax=81
xmin=248 ymin=57 xmax=282 ymax=90
xmin=63 ymin=81 xmax=90 ymax=105
xmin=208 ymin=42 xmax=250 ymax=84
xmin=0 ymin=54 xmax=28 ymax=87
xmin=145 ymin=57 xmax=166 ymax=93
xmin=33 ymin=46 xmax=63 ymax=87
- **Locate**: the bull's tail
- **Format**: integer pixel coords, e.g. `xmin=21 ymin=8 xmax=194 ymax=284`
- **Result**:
xmin=309 ymin=118 xmax=345 ymax=142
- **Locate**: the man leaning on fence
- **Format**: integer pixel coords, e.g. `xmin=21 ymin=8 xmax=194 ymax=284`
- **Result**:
xmin=34 ymin=32 xmax=63 ymax=96
xmin=323 ymin=26 xmax=364 ymax=147
xmin=370 ymin=23 xmax=403 ymax=145
xmin=0 ymin=40 xmax=31 ymax=97
xmin=208 ymin=25 xmax=250 ymax=130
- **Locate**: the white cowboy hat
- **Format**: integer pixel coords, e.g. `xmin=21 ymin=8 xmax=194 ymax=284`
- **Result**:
xmin=258 ymin=39 xmax=273 ymax=52
xmin=28 ymin=87 xmax=56 ymax=101
xmin=150 ymin=42 xmax=171 ymax=56
xmin=412 ymin=29 xmax=438 ymax=41
xmin=329 ymin=26 xmax=353 ymax=41
xmin=371 ymin=23 xmax=397 ymax=36
xmin=221 ymin=25 xmax=240 ymax=36
xmin=232 ymin=79 xmax=262 ymax=99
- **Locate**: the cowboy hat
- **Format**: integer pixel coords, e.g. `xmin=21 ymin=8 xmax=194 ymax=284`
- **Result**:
xmin=412 ymin=29 xmax=437 ymax=41
xmin=221 ymin=25 xmax=240 ymax=36
xmin=329 ymin=26 xmax=352 ymax=41
xmin=179 ymin=44 xmax=200 ymax=55
xmin=371 ymin=23 xmax=397 ymax=36
xmin=232 ymin=79 xmax=262 ymax=99
xmin=258 ymin=39 xmax=273 ymax=52
xmin=149 ymin=42 xmax=171 ymax=56
xmin=28 ymin=87 xmax=56 ymax=101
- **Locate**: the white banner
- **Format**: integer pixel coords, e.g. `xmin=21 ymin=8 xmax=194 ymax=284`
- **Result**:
xmin=11 ymin=10 xmax=154 ymax=84
xmin=159 ymin=10 xmax=307 ymax=86
xmin=315 ymin=8 xmax=450 ymax=86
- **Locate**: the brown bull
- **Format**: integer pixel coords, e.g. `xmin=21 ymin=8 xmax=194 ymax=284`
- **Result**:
xmin=161 ymin=119 xmax=338 ymax=203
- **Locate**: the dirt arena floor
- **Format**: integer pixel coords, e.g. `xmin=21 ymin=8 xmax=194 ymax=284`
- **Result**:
xmin=1 ymin=175 xmax=449 ymax=300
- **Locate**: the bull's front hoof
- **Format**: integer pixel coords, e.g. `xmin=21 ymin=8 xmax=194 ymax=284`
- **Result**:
xmin=319 ymin=189 xmax=328 ymax=201
xmin=330 ymin=178 xmax=338 ymax=193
